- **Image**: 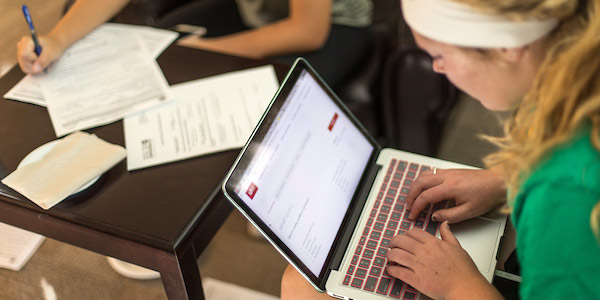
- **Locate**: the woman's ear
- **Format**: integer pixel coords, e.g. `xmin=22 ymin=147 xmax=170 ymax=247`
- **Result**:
xmin=499 ymin=46 xmax=528 ymax=63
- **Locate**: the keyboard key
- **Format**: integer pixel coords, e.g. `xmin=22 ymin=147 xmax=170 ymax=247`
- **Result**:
xmin=364 ymin=276 xmax=378 ymax=292
xmin=391 ymin=212 xmax=402 ymax=220
xmin=381 ymin=238 xmax=391 ymax=247
xmin=394 ymin=204 xmax=404 ymax=212
xmin=387 ymin=189 xmax=397 ymax=196
xmin=377 ymin=277 xmax=392 ymax=295
xmin=426 ymin=220 xmax=440 ymax=235
xmin=343 ymin=275 xmax=351 ymax=285
xmin=403 ymin=291 xmax=417 ymax=299
xmin=397 ymin=196 xmax=407 ymax=203
xmin=370 ymin=231 xmax=381 ymax=240
xmin=347 ymin=265 xmax=355 ymax=274
xmin=355 ymin=246 xmax=363 ymax=255
xmin=377 ymin=213 xmax=388 ymax=222
xmin=359 ymin=258 xmax=371 ymax=268
xmin=384 ymin=229 xmax=395 ymax=238
xmin=397 ymin=161 xmax=407 ymax=170
xmin=381 ymin=205 xmax=391 ymax=213
xmin=390 ymin=279 xmax=404 ymax=297
xmin=404 ymin=179 xmax=412 ymax=186
xmin=394 ymin=172 xmax=403 ymax=180
xmin=351 ymin=278 xmax=364 ymax=288
xmin=373 ymin=256 xmax=386 ymax=266
xmin=363 ymin=227 xmax=370 ymax=235
xmin=406 ymin=171 xmax=416 ymax=178
xmin=409 ymin=163 xmax=419 ymax=170
xmin=401 ymin=187 xmax=410 ymax=195
xmin=384 ymin=196 xmax=394 ymax=204
xmin=351 ymin=255 xmax=359 ymax=265
xmin=367 ymin=217 xmax=374 ymax=226
xmin=355 ymin=268 xmax=367 ymax=278
xmin=367 ymin=240 xmax=378 ymax=249
xmin=414 ymin=220 xmax=424 ymax=228
xmin=377 ymin=248 xmax=388 ymax=256
xmin=391 ymin=180 xmax=400 ymax=187
xmin=401 ymin=221 xmax=411 ymax=229
xmin=384 ymin=175 xmax=390 ymax=182
xmin=359 ymin=236 xmax=366 ymax=245
xmin=374 ymin=222 xmax=385 ymax=230
xmin=369 ymin=266 xmax=382 ymax=277
xmin=388 ymin=220 xmax=398 ymax=229
xmin=364 ymin=249 xmax=374 ymax=258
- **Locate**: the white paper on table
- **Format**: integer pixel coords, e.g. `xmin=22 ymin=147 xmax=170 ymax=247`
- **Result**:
xmin=124 ymin=65 xmax=279 ymax=171
xmin=0 ymin=222 xmax=45 ymax=271
xmin=42 ymin=24 xmax=172 ymax=137
xmin=3 ymin=23 xmax=178 ymax=107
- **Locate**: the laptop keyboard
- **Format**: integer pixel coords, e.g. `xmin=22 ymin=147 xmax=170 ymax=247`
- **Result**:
xmin=341 ymin=159 xmax=448 ymax=299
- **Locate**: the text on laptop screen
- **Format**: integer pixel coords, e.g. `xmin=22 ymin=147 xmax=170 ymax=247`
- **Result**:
xmin=234 ymin=70 xmax=374 ymax=275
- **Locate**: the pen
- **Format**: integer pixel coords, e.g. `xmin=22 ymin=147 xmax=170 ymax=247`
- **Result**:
xmin=22 ymin=4 xmax=42 ymax=56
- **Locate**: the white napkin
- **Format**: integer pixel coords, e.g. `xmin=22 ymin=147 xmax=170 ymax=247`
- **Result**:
xmin=1 ymin=131 xmax=126 ymax=210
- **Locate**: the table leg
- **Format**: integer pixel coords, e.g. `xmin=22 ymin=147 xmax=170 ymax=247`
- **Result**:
xmin=158 ymin=246 xmax=205 ymax=300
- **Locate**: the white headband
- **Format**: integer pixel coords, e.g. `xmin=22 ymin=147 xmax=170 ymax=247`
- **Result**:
xmin=401 ymin=0 xmax=559 ymax=48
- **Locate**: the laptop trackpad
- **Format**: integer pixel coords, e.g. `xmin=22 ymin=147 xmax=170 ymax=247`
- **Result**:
xmin=451 ymin=217 xmax=502 ymax=274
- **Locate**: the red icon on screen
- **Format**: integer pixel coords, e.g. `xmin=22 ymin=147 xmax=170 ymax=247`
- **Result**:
xmin=246 ymin=183 xmax=258 ymax=199
xmin=328 ymin=113 xmax=338 ymax=131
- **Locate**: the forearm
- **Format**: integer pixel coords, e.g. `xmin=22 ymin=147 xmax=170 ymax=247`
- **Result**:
xmin=195 ymin=19 xmax=330 ymax=59
xmin=48 ymin=0 xmax=130 ymax=51
xmin=448 ymin=277 xmax=504 ymax=300
xmin=180 ymin=0 xmax=332 ymax=59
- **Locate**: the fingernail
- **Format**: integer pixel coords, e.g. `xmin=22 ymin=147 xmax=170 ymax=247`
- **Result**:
xmin=33 ymin=63 xmax=42 ymax=73
xmin=431 ymin=214 xmax=438 ymax=222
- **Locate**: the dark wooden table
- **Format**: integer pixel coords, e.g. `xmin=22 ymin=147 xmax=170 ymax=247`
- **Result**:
xmin=0 ymin=45 xmax=288 ymax=300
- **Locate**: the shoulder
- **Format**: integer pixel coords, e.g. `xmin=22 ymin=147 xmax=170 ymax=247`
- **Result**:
xmin=512 ymin=129 xmax=600 ymax=298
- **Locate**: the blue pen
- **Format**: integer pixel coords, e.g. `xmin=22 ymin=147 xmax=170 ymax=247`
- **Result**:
xmin=22 ymin=4 xmax=42 ymax=56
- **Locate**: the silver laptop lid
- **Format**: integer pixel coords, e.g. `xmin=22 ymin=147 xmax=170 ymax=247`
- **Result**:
xmin=222 ymin=58 xmax=379 ymax=290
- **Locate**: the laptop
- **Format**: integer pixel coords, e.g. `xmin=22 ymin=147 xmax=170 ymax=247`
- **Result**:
xmin=222 ymin=58 xmax=506 ymax=300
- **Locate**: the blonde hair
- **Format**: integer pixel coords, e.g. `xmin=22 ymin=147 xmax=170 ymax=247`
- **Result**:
xmin=455 ymin=0 xmax=600 ymax=242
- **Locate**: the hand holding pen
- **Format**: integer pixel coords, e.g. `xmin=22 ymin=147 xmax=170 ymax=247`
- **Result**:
xmin=17 ymin=5 xmax=64 ymax=74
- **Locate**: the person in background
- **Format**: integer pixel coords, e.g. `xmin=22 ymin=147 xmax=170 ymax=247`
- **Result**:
xmin=17 ymin=0 xmax=372 ymax=88
xmin=281 ymin=0 xmax=600 ymax=299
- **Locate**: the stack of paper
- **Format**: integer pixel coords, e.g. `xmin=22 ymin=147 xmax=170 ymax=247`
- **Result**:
xmin=4 ymin=23 xmax=178 ymax=137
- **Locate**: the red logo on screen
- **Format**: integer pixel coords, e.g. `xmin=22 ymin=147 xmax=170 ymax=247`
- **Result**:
xmin=246 ymin=183 xmax=258 ymax=199
xmin=328 ymin=113 xmax=339 ymax=131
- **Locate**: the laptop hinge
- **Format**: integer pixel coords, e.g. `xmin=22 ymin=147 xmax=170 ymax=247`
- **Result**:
xmin=329 ymin=163 xmax=382 ymax=271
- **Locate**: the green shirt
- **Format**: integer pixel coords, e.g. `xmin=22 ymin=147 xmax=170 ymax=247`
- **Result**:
xmin=512 ymin=128 xmax=600 ymax=299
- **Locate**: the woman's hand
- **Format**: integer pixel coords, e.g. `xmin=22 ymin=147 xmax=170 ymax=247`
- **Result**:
xmin=386 ymin=222 xmax=502 ymax=299
xmin=17 ymin=35 xmax=65 ymax=74
xmin=407 ymin=168 xmax=506 ymax=223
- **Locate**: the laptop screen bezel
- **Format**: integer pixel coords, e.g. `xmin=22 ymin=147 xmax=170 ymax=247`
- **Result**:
xmin=222 ymin=58 xmax=380 ymax=291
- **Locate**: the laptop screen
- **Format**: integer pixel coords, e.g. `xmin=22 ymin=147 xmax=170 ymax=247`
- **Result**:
xmin=223 ymin=59 xmax=377 ymax=284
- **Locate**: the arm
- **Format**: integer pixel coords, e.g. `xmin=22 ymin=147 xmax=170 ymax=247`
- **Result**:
xmin=177 ymin=0 xmax=332 ymax=59
xmin=406 ymin=165 xmax=507 ymax=223
xmin=17 ymin=0 xmax=130 ymax=74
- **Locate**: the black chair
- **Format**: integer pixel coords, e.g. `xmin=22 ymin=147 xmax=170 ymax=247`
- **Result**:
xmin=380 ymin=47 xmax=460 ymax=156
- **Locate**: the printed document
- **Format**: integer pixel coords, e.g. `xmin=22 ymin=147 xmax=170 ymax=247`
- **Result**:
xmin=124 ymin=65 xmax=279 ymax=170
xmin=3 ymin=23 xmax=178 ymax=107
xmin=42 ymin=24 xmax=172 ymax=137
xmin=0 ymin=222 xmax=45 ymax=271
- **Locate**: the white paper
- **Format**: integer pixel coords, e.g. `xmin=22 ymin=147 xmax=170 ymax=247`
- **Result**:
xmin=0 ymin=222 xmax=45 ymax=271
xmin=124 ymin=65 xmax=279 ymax=170
xmin=42 ymin=25 xmax=172 ymax=137
xmin=3 ymin=23 xmax=178 ymax=107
